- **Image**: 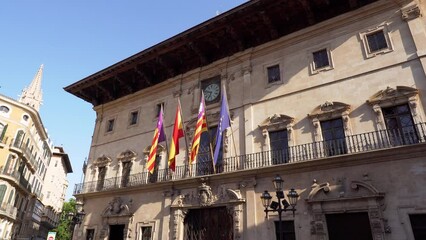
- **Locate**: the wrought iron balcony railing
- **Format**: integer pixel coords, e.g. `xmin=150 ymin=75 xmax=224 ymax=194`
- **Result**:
xmin=74 ymin=123 xmax=426 ymax=195
xmin=0 ymin=167 xmax=33 ymax=193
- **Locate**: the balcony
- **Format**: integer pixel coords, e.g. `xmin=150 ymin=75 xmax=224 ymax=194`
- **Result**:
xmin=74 ymin=123 xmax=426 ymax=195
xmin=8 ymin=139 xmax=38 ymax=173
xmin=0 ymin=202 xmax=18 ymax=220
xmin=0 ymin=168 xmax=33 ymax=193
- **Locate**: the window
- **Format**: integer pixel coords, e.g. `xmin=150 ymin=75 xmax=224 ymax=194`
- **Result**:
xmin=7 ymin=189 xmax=14 ymax=205
xmin=326 ymin=212 xmax=373 ymax=240
xmin=409 ymin=214 xmax=426 ymax=240
xmin=267 ymin=65 xmax=281 ymax=83
xmin=360 ymin=25 xmax=393 ymax=58
xmin=366 ymin=30 xmax=388 ymax=53
xmin=4 ymin=155 xmax=15 ymax=174
xmin=274 ymin=220 xmax=295 ymax=240
xmin=313 ymin=49 xmax=330 ymax=69
xmin=269 ymin=130 xmax=289 ymax=164
xmin=156 ymin=103 xmax=164 ymax=117
xmin=14 ymin=130 xmax=24 ymax=148
xmin=320 ymin=118 xmax=347 ymax=156
xmin=140 ymin=226 xmax=153 ymax=240
xmin=0 ymin=123 xmax=7 ymax=142
xmin=106 ymin=119 xmax=115 ymax=132
xmin=0 ymin=184 xmax=6 ymax=204
xmin=96 ymin=166 xmax=106 ymax=191
xmin=0 ymin=105 xmax=10 ymax=113
xmin=129 ymin=111 xmax=139 ymax=125
xmin=22 ymin=115 xmax=29 ymax=121
xmin=121 ymin=161 xmax=132 ymax=187
xmin=382 ymin=104 xmax=417 ymax=145
xmin=197 ymin=127 xmax=218 ymax=175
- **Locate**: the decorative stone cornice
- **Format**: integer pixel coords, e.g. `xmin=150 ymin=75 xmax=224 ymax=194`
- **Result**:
xmin=93 ymin=155 xmax=112 ymax=167
xmin=367 ymin=86 xmax=418 ymax=106
xmin=117 ymin=149 xmax=137 ymax=162
xmin=308 ymin=101 xmax=351 ymax=120
xmin=401 ymin=4 xmax=421 ymax=21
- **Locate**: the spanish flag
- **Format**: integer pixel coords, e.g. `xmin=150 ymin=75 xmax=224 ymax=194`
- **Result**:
xmin=190 ymin=92 xmax=208 ymax=164
xmin=168 ymin=100 xmax=184 ymax=171
xmin=147 ymin=105 xmax=166 ymax=174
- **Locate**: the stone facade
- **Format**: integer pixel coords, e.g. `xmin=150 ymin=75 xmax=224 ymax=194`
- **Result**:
xmin=69 ymin=0 xmax=426 ymax=239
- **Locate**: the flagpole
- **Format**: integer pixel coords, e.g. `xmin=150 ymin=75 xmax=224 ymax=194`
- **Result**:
xmin=161 ymin=105 xmax=171 ymax=179
xmin=223 ymin=86 xmax=238 ymax=168
xmin=178 ymin=98 xmax=191 ymax=177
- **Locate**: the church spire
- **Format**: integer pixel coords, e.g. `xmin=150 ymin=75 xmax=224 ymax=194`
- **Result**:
xmin=19 ymin=64 xmax=44 ymax=111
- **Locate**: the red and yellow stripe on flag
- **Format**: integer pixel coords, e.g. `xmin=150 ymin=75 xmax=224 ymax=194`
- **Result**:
xmin=190 ymin=92 xmax=208 ymax=164
xmin=147 ymin=106 xmax=166 ymax=174
xmin=168 ymin=101 xmax=184 ymax=171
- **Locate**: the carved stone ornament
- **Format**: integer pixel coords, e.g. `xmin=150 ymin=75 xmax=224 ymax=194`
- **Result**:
xmin=308 ymin=101 xmax=351 ymax=120
xmin=117 ymin=149 xmax=137 ymax=162
xmin=259 ymin=114 xmax=294 ymax=137
xmin=93 ymin=155 xmax=112 ymax=168
xmin=367 ymin=86 xmax=418 ymax=107
xmin=307 ymin=176 xmax=387 ymax=240
xmin=401 ymin=4 xmax=421 ymax=21
xmin=170 ymin=183 xmax=245 ymax=240
xmin=101 ymin=197 xmax=132 ymax=217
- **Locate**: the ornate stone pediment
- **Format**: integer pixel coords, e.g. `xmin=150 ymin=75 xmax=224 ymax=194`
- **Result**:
xmin=101 ymin=197 xmax=133 ymax=217
xmin=171 ymin=183 xmax=245 ymax=208
xmin=117 ymin=149 xmax=137 ymax=162
xmin=93 ymin=155 xmax=112 ymax=167
xmin=308 ymin=101 xmax=351 ymax=120
xmin=367 ymin=86 xmax=418 ymax=107
xmin=259 ymin=114 xmax=294 ymax=134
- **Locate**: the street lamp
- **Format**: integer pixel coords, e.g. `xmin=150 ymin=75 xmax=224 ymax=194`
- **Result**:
xmin=260 ymin=175 xmax=299 ymax=240
xmin=68 ymin=199 xmax=86 ymax=240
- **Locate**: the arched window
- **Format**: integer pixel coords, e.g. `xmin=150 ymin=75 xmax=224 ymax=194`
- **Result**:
xmin=0 ymin=123 xmax=7 ymax=142
xmin=0 ymin=184 xmax=7 ymax=204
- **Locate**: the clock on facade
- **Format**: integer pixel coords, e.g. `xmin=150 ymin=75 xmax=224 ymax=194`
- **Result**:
xmin=201 ymin=76 xmax=221 ymax=104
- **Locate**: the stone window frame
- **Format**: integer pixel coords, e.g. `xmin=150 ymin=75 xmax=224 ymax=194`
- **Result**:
xmin=308 ymin=44 xmax=334 ymax=75
xmin=264 ymin=61 xmax=284 ymax=87
xmin=259 ymin=114 xmax=295 ymax=149
xmin=359 ymin=24 xmax=393 ymax=59
xmin=367 ymin=86 xmax=422 ymax=131
xmin=136 ymin=221 xmax=157 ymax=240
xmin=308 ymin=101 xmax=352 ymax=142
xmin=116 ymin=150 xmax=137 ymax=187
xmin=128 ymin=108 xmax=140 ymax=127
xmin=307 ymin=178 xmax=389 ymax=240
xmin=105 ymin=117 xmax=116 ymax=134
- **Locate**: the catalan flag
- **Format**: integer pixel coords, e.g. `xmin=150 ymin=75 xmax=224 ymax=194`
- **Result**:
xmin=190 ymin=92 xmax=208 ymax=164
xmin=147 ymin=106 xmax=166 ymax=174
xmin=168 ymin=100 xmax=185 ymax=171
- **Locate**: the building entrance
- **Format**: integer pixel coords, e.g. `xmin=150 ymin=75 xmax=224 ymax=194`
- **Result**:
xmin=326 ymin=212 xmax=373 ymax=240
xmin=109 ymin=224 xmax=125 ymax=240
xmin=184 ymin=207 xmax=233 ymax=240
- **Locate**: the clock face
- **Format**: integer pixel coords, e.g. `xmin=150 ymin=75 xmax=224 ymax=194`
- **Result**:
xmin=204 ymin=83 xmax=220 ymax=102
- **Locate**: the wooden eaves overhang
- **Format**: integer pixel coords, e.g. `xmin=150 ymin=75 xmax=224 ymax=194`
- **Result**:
xmin=64 ymin=0 xmax=380 ymax=106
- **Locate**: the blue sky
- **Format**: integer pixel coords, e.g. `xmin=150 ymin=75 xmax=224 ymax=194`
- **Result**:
xmin=0 ymin=0 xmax=247 ymax=200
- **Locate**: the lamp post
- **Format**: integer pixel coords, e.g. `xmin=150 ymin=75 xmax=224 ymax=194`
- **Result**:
xmin=260 ymin=175 xmax=299 ymax=240
xmin=68 ymin=199 xmax=86 ymax=240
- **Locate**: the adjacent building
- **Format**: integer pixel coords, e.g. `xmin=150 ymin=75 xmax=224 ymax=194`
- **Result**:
xmin=66 ymin=0 xmax=426 ymax=239
xmin=0 ymin=65 xmax=72 ymax=239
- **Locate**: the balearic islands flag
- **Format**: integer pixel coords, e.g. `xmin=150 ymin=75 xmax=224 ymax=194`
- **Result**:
xmin=147 ymin=105 xmax=166 ymax=174
xmin=168 ymin=100 xmax=184 ymax=171
xmin=190 ymin=92 xmax=208 ymax=164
